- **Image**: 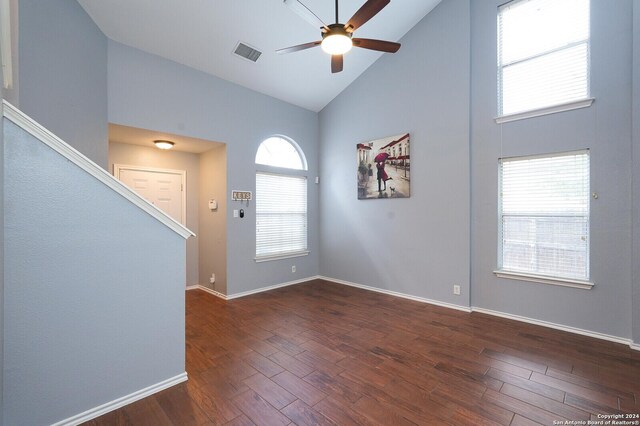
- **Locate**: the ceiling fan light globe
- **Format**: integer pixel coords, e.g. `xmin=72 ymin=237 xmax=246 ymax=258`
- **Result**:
xmin=321 ymin=34 xmax=353 ymax=55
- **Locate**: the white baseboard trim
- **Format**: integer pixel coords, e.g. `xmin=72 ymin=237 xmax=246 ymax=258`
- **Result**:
xmin=51 ymin=372 xmax=188 ymax=426
xmin=186 ymin=277 xmax=322 ymax=301
xmin=470 ymin=307 xmax=633 ymax=348
xmin=187 ymin=276 xmax=640 ymax=352
xmin=226 ymin=276 xmax=321 ymax=300
xmin=319 ymin=276 xmax=639 ymax=351
xmin=187 ymin=284 xmax=228 ymax=300
xmin=318 ymin=275 xmax=472 ymax=313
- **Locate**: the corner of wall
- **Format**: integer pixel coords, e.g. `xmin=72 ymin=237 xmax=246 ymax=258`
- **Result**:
xmin=1 ymin=114 xmax=6 ymax=426
xmin=632 ymin=0 xmax=640 ymax=345
xmin=107 ymin=41 xmax=320 ymax=296
xmin=198 ymin=144 xmax=228 ymax=295
xmin=317 ymin=0 xmax=471 ymax=308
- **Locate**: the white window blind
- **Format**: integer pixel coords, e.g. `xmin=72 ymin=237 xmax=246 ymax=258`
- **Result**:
xmin=498 ymin=151 xmax=590 ymax=281
xmin=498 ymin=0 xmax=590 ymax=116
xmin=256 ymin=172 xmax=307 ymax=259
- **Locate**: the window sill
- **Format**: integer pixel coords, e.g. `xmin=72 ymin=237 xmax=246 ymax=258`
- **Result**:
xmin=255 ymin=251 xmax=310 ymax=263
xmin=493 ymin=270 xmax=594 ymax=290
xmin=495 ymin=98 xmax=594 ymax=124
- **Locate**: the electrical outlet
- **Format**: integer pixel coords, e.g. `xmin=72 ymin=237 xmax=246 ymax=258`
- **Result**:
xmin=291 ymin=265 xmax=296 ymax=273
xmin=209 ymin=273 xmax=216 ymax=284
xmin=453 ymin=285 xmax=461 ymax=295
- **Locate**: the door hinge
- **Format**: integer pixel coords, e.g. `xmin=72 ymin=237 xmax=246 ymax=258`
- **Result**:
xmin=181 ymin=184 xmax=184 ymax=191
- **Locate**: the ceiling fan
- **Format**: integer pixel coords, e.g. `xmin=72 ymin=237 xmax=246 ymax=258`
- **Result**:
xmin=277 ymin=0 xmax=401 ymax=74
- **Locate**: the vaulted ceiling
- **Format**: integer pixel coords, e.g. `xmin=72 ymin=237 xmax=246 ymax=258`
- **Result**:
xmin=77 ymin=0 xmax=441 ymax=112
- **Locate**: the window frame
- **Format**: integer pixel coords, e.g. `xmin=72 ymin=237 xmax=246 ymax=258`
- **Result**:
xmin=495 ymin=0 xmax=594 ymax=124
xmin=494 ymin=150 xmax=594 ymax=290
xmin=255 ymin=135 xmax=308 ymax=171
xmin=254 ymin=136 xmax=309 ymax=263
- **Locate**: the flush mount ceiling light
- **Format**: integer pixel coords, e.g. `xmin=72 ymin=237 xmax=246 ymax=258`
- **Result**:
xmin=154 ymin=140 xmax=175 ymax=150
xmin=278 ymin=0 xmax=401 ymax=74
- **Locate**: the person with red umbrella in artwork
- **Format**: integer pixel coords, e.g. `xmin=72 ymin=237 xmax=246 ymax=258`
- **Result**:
xmin=374 ymin=152 xmax=392 ymax=192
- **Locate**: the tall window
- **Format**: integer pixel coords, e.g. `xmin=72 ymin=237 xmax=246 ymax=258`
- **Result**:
xmin=255 ymin=137 xmax=308 ymax=260
xmin=498 ymin=0 xmax=590 ymax=116
xmin=498 ymin=151 xmax=590 ymax=283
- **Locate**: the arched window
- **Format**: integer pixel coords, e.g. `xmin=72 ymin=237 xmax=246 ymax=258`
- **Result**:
xmin=255 ymin=136 xmax=308 ymax=260
xmin=255 ymin=136 xmax=307 ymax=170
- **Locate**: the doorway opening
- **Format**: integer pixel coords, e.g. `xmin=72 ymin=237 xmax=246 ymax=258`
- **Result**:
xmin=108 ymin=123 xmax=228 ymax=295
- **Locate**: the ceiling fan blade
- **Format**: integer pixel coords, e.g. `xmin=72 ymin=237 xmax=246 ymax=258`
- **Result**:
xmin=345 ymin=0 xmax=390 ymax=32
xmin=276 ymin=41 xmax=322 ymax=54
xmin=283 ymin=0 xmax=329 ymax=32
xmin=331 ymin=54 xmax=343 ymax=73
xmin=352 ymin=38 xmax=401 ymax=53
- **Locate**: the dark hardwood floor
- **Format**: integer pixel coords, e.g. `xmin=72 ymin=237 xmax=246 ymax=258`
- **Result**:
xmin=86 ymin=279 xmax=640 ymax=425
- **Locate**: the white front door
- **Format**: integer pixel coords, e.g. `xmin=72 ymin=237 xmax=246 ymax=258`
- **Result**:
xmin=114 ymin=165 xmax=186 ymax=225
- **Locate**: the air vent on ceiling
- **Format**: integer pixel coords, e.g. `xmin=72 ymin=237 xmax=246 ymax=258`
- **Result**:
xmin=234 ymin=42 xmax=262 ymax=63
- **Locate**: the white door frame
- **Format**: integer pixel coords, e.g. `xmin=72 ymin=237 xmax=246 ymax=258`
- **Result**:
xmin=113 ymin=164 xmax=187 ymax=226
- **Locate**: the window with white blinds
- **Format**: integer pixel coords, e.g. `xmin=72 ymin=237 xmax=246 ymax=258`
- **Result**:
xmin=256 ymin=172 xmax=308 ymax=259
xmin=498 ymin=0 xmax=590 ymax=116
xmin=498 ymin=151 xmax=590 ymax=281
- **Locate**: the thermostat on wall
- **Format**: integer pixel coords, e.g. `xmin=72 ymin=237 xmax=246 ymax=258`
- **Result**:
xmin=231 ymin=190 xmax=252 ymax=201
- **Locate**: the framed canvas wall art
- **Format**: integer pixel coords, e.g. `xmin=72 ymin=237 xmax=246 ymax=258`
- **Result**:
xmin=357 ymin=133 xmax=410 ymax=199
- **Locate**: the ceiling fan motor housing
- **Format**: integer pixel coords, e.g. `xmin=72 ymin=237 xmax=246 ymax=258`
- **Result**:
xmin=323 ymin=23 xmax=353 ymax=38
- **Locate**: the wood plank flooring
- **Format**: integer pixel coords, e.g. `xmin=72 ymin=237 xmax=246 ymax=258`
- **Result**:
xmin=86 ymin=279 xmax=640 ymax=425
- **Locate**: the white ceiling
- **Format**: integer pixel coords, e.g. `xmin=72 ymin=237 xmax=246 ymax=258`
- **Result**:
xmin=77 ymin=0 xmax=441 ymax=112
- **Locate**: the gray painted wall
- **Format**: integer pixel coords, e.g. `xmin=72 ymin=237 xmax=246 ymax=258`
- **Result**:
xmin=0 ymin=109 xmax=4 ymax=426
xmin=318 ymin=0 xmax=637 ymax=343
xmin=0 ymin=51 xmax=3 ymax=100
xmin=633 ymin=0 xmax=640 ymax=345
xmin=0 ymin=4 xmax=18 ymax=422
xmin=18 ymin=0 xmax=108 ymax=168
xmin=470 ymin=0 xmax=634 ymax=338
xmin=109 ymin=142 xmax=201 ymax=287
xmin=199 ymin=145 xmax=228 ymax=294
xmin=318 ymin=0 xmax=471 ymax=307
xmin=107 ymin=40 xmax=319 ymax=295
xmin=3 ymin=119 xmax=187 ymax=425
